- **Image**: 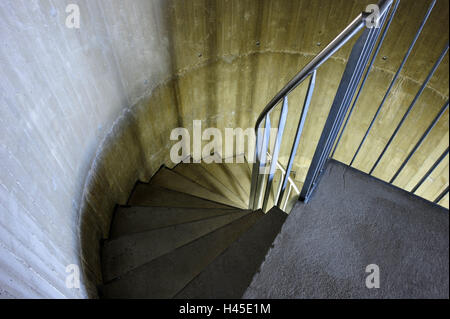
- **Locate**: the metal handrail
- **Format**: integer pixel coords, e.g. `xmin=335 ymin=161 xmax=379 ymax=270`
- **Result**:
xmin=256 ymin=152 xmax=300 ymax=213
xmin=329 ymin=0 xmax=449 ymax=206
xmin=252 ymin=0 xmax=392 ymax=132
xmin=249 ymin=0 xmax=393 ymax=210
xmin=266 ymin=153 xmax=300 ymax=195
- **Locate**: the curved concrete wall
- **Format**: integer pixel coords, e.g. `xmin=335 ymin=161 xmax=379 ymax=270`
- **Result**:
xmin=0 ymin=0 xmax=173 ymax=298
xmin=0 ymin=0 xmax=448 ymax=298
xmin=165 ymin=0 xmax=449 ymax=208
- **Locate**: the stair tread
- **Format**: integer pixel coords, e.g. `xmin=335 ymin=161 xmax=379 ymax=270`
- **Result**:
xmin=102 ymin=210 xmax=250 ymax=282
xmin=200 ymin=159 xmax=250 ymax=206
xmin=127 ymin=185 xmax=232 ymax=209
xmin=222 ymin=159 xmax=252 ymax=191
xmin=150 ymin=168 xmax=243 ymax=208
xmin=101 ymin=210 xmax=264 ymax=298
xmin=173 ymin=162 xmax=247 ymax=208
xmin=110 ymin=206 xmax=241 ymax=238
xmin=174 ymin=207 xmax=287 ymax=298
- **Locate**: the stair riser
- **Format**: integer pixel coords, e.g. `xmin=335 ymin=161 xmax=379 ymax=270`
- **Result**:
xmin=102 ymin=211 xmax=250 ymax=282
xmin=110 ymin=207 xmax=243 ymax=238
xmin=101 ymin=211 xmax=264 ymax=298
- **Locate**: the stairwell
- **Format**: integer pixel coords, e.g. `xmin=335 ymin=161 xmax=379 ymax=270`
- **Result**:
xmin=99 ymin=157 xmax=448 ymax=299
xmin=1 ymin=0 xmax=448 ymax=300
xmin=99 ymin=155 xmax=290 ymax=298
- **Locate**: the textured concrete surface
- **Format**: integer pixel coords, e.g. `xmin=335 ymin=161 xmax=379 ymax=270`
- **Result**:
xmin=101 ymin=210 xmax=264 ymax=298
xmin=0 ymin=0 xmax=173 ymax=298
xmin=1 ymin=0 xmax=448 ymax=299
xmin=244 ymin=160 xmax=449 ymax=298
xmin=110 ymin=206 xmax=239 ymax=237
xmin=175 ymin=207 xmax=287 ymax=299
xmin=149 ymin=167 xmax=244 ymax=208
xmin=201 ymin=160 xmax=252 ymax=206
xmin=102 ymin=210 xmax=250 ymax=282
xmin=174 ymin=162 xmax=247 ymax=207
xmin=127 ymin=185 xmax=232 ymax=209
xmin=165 ymin=0 xmax=449 ymax=207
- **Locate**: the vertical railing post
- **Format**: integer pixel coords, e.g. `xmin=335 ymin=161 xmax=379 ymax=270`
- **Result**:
xmin=277 ymin=71 xmax=316 ymax=207
xmin=262 ymin=97 xmax=289 ymax=211
xmin=299 ymin=23 xmax=383 ymax=202
xmin=331 ymin=0 xmax=399 ymax=158
xmin=369 ymin=43 xmax=449 ymax=175
xmin=350 ymin=0 xmax=436 ymax=167
xmin=248 ymin=0 xmax=393 ymax=210
xmin=411 ymin=147 xmax=449 ymax=194
xmin=249 ymin=113 xmax=271 ymax=210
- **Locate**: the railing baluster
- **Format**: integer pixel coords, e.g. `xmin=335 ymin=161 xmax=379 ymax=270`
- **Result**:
xmin=309 ymin=26 xmax=383 ymax=193
xmin=262 ymin=97 xmax=288 ymax=211
xmin=260 ymin=115 xmax=271 ymax=172
xmin=369 ymin=44 xmax=449 ymax=175
xmin=249 ymin=0 xmax=394 ymax=209
xmin=275 ymin=170 xmax=285 ymax=205
xmin=256 ymin=114 xmax=272 ymax=208
xmin=390 ymin=100 xmax=449 ymax=184
xmin=249 ymin=114 xmax=271 ymax=209
xmin=283 ymin=184 xmax=293 ymax=211
xmin=411 ymin=147 xmax=449 ymax=194
xmin=277 ymin=71 xmax=316 ymax=207
xmin=350 ymin=0 xmax=436 ymax=167
xmin=434 ymin=186 xmax=449 ymax=204
xmin=300 ymin=21 xmax=382 ymax=201
xmin=331 ymin=0 xmax=399 ymax=158
xmin=249 ymin=127 xmax=261 ymax=209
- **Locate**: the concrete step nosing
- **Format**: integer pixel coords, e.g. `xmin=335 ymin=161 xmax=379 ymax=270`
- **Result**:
xmin=102 ymin=210 xmax=262 ymax=286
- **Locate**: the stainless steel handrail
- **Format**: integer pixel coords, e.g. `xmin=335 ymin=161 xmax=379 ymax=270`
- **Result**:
xmin=329 ymin=0 xmax=449 ymax=206
xmin=249 ymin=0 xmax=393 ymax=210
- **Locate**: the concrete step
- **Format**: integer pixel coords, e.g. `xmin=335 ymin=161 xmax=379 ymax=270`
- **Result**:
xmin=109 ymin=206 xmax=242 ymax=238
xmin=200 ymin=160 xmax=250 ymax=207
xmin=173 ymin=162 xmax=247 ymax=208
xmin=251 ymin=174 xmax=277 ymax=213
xmin=174 ymin=207 xmax=287 ymax=298
xmin=101 ymin=210 xmax=264 ymax=298
xmin=102 ymin=210 xmax=250 ymax=282
xmin=127 ymin=185 xmax=232 ymax=209
xmin=222 ymin=159 xmax=252 ymax=193
xmin=150 ymin=168 xmax=242 ymax=208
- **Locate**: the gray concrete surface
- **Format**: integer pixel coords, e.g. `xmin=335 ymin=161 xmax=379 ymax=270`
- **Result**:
xmin=150 ymin=168 xmax=244 ymax=208
xmin=102 ymin=210 xmax=264 ymax=298
xmin=174 ymin=162 xmax=247 ymax=207
xmin=244 ymin=160 xmax=449 ymax=299
xmin=0 ymin=0 xmax=172 ymax=298
xmin=102 ymin=210 xmax=249 ymax=282
xmin=127 ymin=185 xmax=232 ymax=209
xmin=175 ymin=207 xmax=287 ymax=299
xmin=110 ymin=206 xmax=240 ymax=237
xmin=1 ymin=0 xmax=448 ymax=299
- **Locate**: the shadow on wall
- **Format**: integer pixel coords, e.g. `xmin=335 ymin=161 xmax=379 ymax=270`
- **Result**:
xmin=78 ymin=83 xmax=179 ymax=297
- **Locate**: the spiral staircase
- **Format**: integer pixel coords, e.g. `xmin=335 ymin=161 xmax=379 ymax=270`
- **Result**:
xmin=99 ymin=155 xmax=298 ymax=298
xmin=97 ymin=0 xmax=449 ymax=299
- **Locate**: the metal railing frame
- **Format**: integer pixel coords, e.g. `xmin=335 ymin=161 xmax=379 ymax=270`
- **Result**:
xmin=249 ymin=0 xmax=394 ymax=210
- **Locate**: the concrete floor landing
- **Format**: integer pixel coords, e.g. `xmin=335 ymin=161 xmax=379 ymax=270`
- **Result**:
xmin=244 ymin=160 xmax=449 ymax=299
